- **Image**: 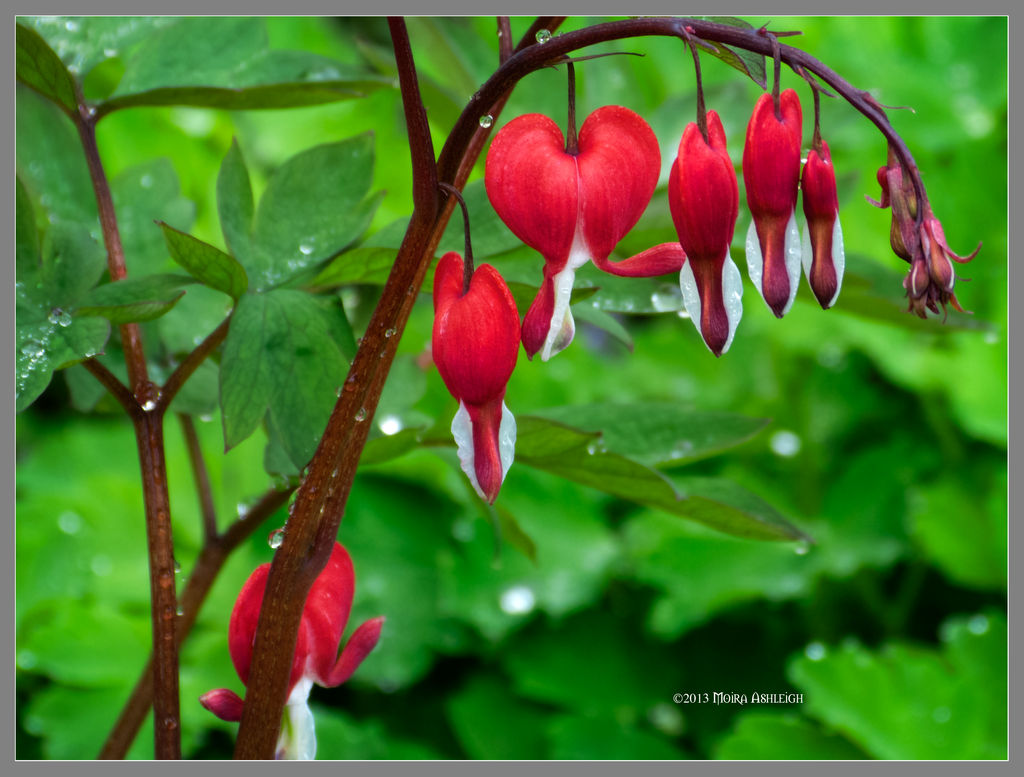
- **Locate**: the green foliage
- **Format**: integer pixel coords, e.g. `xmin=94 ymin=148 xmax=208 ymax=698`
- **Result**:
xmin=15 ymin=15 xmax=1006 ymax=762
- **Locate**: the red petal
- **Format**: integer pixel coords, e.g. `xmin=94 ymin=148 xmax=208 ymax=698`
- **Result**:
xmin=199 ymin=688 xmax=245 ymax=722
xmin=302 ymin=543 xmax=356 ymax=685
xmin=800 ymin=142 xmax=840 ymax=308
xmin=432 ymin=254 xmax=521 ymax=403
xmin=324 ymin=616 xmax=385 ymax=687
xmin=575 ymin=105 xmax=661 ymax=262
xmin=484 ymin=114 xmax=579 ymax=272
xmin=743 ymin=90 xmax=803 ymax=316
xmin=592 ymin=242 xmax=686 ymax=278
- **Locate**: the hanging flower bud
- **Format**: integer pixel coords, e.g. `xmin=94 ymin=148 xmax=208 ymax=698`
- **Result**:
xmin=800 ymin=138 xmax=845 ymax=308
xmin=668 ymin=110 xmax=743 ymax=356
xmin=869 ymin=148 xmax=980 ymax=317
xmin=485 ymin=106 xmax=661 ymax=360
xmin=742 ymin=89 xmax=804 ymax=317
xmin=432 ymin=251 xmax=520 ymax=503
xmin=200 ymin=543 xmax=384 ymax=760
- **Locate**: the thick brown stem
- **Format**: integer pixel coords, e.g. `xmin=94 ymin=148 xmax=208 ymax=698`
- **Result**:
xmin=134 ymin=412 xmax=181 ymax=759
xmin=98 ymin=487 xmax=293 ymax=759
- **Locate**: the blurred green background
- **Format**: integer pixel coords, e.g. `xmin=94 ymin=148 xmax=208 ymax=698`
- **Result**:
xmin=16 ymin=17 xmax=1006 ymax=760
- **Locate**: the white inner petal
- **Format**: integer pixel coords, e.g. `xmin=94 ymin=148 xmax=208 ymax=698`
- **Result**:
xmin=744 ymin=214 xmax=802 ymax=316
xmin=780 ymin=211 xmax=802 ymax=316
xmin=677 ymin=251 xmax=743 ymax=355
xmin=800 ymin=215 xmax=845 ymax=308
xmin=276 ymin=677 xmax=316 ymax=760
xmin=829 ymin=216 xmax=845 ymax=308
xmin=451 ymin=400 xmax=517 ymax=500
xmin=721 ymin=249 xmax=744 ymax=353
xmin=497 ymin=401 xmax=516 ymax=484
xmin=744 ymin=220 xmax=763 ymax=295
xmin=451 ymin=401 xmax=481 ymax=499
xmin=540 ymin=221 xmax=591 ymax=361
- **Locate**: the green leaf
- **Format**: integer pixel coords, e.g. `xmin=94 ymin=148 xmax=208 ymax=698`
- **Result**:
xmin=310 ymin=245 xmax=400 ymax=288
xmin=76 ymin=273 xmax=196 ymax=324
xmin=20 ymin=16 xmax=173 ymax=81
xmin=17 ymin=318 xmax=111 ymax=413
xmin=216 ymin=139 xmax=255 ymax=266
xmin=532 ymin=402 xmax=769 ymax=466
xmin=109 ymin=159 xmax=194 ymax=276
xmin=249 ymin=135 xmax=380 ymax=290
xmin=788 ymin=611 xmax=1007 ymax=759
xmin=547 ymin=713 xmax=690 ymax=759
xmin=16 ymin=86 xmax=98 ymax=229
xmin=16 ymin=178 xmax=40 ymax=275
xmin=496 ymin=505 xmax=538 ymax=564
xmin=359 ymin=428 xmax=425 ymax=467
xmin=574 ymin=264 xmax=687 ymax=314
xmin=159 ymin=222 xmax=248 ymax=300
xmin=16 ymin=23 xmax=79 ymax=114
xmin=16 ymin=220 xmax=110 ymax=412
xmin=102 ymin=18 xmax=388 ymax=115
xmin=570 ymin=304 xmax=634 ymax=352
xmin=445 ymin=672 xmax=550 ymax=759
xmin=312 ymin=707 xmax=444 ymax=760
xmin=514 ymin=416 xmax=805 ymax=541
xmin=714 ymin=713 xmax=867 ymax=760
xmin=219 ymin=290 xmax=347 ymax=467
xmin=696 ymin=17 xmax=767 ymax=88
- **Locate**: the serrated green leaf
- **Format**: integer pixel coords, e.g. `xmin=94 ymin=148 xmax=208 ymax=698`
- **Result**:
xmin=159 ymin=222 xmax=248 ymax=299
xmin=76 ymin=273 xmax=196 ymax=324
xmin=216 ymin=139 xmax=254 ymax=266
xmin=788 ymin=611 xmax=1007 ymax=759
xmin=220 ymin=290 xmax=347 ymax=466
xmin=249 ymin=135 xmax=380 ymax=290
xmin=533 ymin=403 xmax=768 ymax=465
xmin=16 ymin=23 xmax=79 ymax=114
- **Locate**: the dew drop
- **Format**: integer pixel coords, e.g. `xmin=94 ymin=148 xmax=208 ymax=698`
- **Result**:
xmin=535 ymin=29 xmax=551 ymax=43
xmin=378 ymin=414 xmax=402 ymax=435
xmin=499 ymin=584 xmax=536 ymax=615
xmin=966 ymin=614 xmax=990 ymax=635
xmin=354 ymin=407 xmax=367 ymax=422
xmin=268 ymin=528 xmax=285 ymax=549
xmin=384 ymin=327 xmax=397 ymax=338
xmin=299 ymin=243 xmax=314 ymax=256
xmin=173 ymin=558 xmax=182 ymax=573
xmin=57 ymin=511 xmax=82 ymax=535
xmin=793 ymin=541 xmax=811 ymax=556
xmin=140 ymin=173 xmax=153 ymax=188
xmin=103 ymin=47 xmax=118 ymax=58
xmin=804 ymin=641 xmax=826 ymax=661
xmin=163 ymin=717 xmax=179 ymax=731
xmin=770 ymin=430 xmax=801 ymax=458
xmin=142 ymin=399 xmax=158 ymax=412
xmin=478 ymin=114 xmax=494 ymax=128
xmin=64 ymin=19 xmax=79 ymax=31
xmin=48 ymin=308 xmax=72 ymax=327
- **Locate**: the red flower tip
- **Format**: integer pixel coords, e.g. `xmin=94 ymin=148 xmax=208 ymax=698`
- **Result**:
xmin=800 ymin=139 xmax=845 ymax=309
xmin=485 ymin=106 xmax=660 ymax=360
xmin=668 ymin=110 xmax=743 ymax=356
xmin=743 ymin=89 xmax=804 ymax=317
xmin=432 ymin=252 xmax=521 ymax=502
xmin=199 ymin=688 xmax=245 ymax=722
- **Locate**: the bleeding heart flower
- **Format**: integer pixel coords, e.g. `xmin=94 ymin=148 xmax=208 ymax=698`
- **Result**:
xmin=199 ymin=542 xmax=384 ymax=760
xmin=432 ymin=251 xmax=520 ymax=503
xmin=800 ymin=138 xmax=845 ymax=308
xmin=743 ymin=89 xmax=804 ymax=317
xmin=485 ymin=105 xmax=661 ymax=360
xmin=668 ymin=110 xmax=743 ymax=356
